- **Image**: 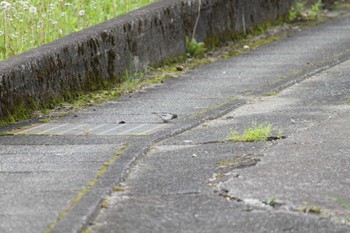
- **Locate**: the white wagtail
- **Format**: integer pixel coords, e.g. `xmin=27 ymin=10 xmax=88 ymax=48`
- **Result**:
xmin=152 ymin=112 xmax=178 ymax=123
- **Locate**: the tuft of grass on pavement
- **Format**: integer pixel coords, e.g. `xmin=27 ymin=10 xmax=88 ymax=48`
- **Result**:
xmin=227 ymin=122 xmax=274 ymax=142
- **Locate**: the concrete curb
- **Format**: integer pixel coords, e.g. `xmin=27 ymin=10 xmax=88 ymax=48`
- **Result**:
xmin=0 ymin=0 xmax=296 ymax=125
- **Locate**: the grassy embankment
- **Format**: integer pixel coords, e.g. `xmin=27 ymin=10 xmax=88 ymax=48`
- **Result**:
xmin=0 ymin=0 xmax=157 ymax=61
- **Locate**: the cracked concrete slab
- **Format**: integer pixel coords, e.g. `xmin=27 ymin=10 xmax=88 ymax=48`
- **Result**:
xmin=91 ymin=192 xmax=350 ymax=233
xmin=219 ymin=111 xmax=350 ymax=221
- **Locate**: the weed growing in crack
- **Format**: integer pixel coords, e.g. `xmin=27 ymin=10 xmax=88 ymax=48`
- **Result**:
xmin=80 ymin=229 xmax=93 ymax=233
xmin=266 ymin=91 xmax=278 ymax=96
xmin=300 ymin=202 xmax=321 ymax=214
xmin=113 ymin=186 xmax=126 ymax=192
xmin=227 ymin=122 xmax=277 ymax=142
xmin=100 ymin=198 xmax=110 ymax=209
xmin=186 ymin=36 xmax=205 ymax=58
xmin=265 ymin=197 xmax=277 ymax=207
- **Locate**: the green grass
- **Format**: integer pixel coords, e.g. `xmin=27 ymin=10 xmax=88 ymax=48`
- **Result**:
xmin=300 ymin=202 xmax=321 ymax=214
xmin=100 ymin=198 xmax=109 ymax=209
xmin=0 ymin=0 xmax=157 ymax=60
xmin=335 ymin=196 xmax=350 ymax=209
xmin=289 ymin=0 xmax=306 ymax=21
xmin=310 ymin=0 xmax=323 ymax=20
xmin=288 ymin=0 xmax=323 ymax=22
xmin=113 ymin=186 xmax=126 ymax=192
xmin=266 ymin=91 xmax=278 ymax=96
xmin=80 ymin=229 xmax=93 ymax=233
xmin=186 ymin=36 xmax=205 ymax=58
xmin=265 ymin=197 xmax=277 ymax=207
xmin=227 ymin=122 xmax=274 ymax=142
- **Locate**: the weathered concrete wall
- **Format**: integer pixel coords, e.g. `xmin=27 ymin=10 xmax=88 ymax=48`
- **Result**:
xmin=0 ymin=0 xmax=329 ymax=124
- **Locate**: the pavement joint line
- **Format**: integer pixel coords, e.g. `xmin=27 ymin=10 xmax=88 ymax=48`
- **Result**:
xmin=117 ymin=123 xmax=147 ymax=135
xmin=142 ymin=124 xmax=167 ymax=135
xmin=59 ymin=124 xmax=86 ymax=134
xmin=256 ymin=49 xmax=350 ymax=95
xmin=187 ymin=97 xmax=238 ymax=120
xmin=45 ymin=144 xmax=128 ymax=233
xmin=88 ymin=123 xmax=108 ymax=132
xmin=38 ymin=123 xmax=69 ymax=134
xmin=97 ymin=124 xmax=126 ymax=135
xmin=14 ymin=122 xmax=48 ymax=134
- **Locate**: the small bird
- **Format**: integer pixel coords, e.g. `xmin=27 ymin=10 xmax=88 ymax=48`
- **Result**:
xmin=152 ymin=112 xmax=178 ymax=123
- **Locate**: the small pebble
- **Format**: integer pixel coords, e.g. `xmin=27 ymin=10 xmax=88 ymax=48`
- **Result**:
xmin=176 ymin=65 xmax=184 ymax=71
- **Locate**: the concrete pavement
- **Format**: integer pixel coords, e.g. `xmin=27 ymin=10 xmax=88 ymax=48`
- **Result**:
xmin=2 ymin=10 xmax=350 ymax=233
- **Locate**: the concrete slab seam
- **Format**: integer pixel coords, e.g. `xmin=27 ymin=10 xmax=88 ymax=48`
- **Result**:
xmin=256 ymin=48 xmax=350 ymax=95
xmin=45 ymin=144 xmax=128 ymax=233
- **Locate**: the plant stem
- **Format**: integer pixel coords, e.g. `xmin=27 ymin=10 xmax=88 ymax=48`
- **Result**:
xmin=2 ymin=13 xmax=6 ymax=58
xmin=192 ymin=0 xmax=201 ymax=40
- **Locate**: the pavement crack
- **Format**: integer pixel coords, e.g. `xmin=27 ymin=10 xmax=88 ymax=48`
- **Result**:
xmin=171 ymin=191 xmax=201 ymax=196
xmin=214 ymin=189 xmax=350 ymax=226
xmin=197 ymin=140 xmax=226 ymax=145
xmin=216 ymin=155 xmax=262 ymax=171
xmin=44 ymin=144 xmax=128 ymax=233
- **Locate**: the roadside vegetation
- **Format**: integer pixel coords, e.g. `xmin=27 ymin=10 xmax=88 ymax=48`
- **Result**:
xmin=0 ymin=0 xmax=157 ymax=60
xmin=289 ymin=0 xmax=323 ymax=22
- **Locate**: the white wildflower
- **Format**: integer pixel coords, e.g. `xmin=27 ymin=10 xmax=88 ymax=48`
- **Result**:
xmin=0 ymin=1 xmax=11 ymax=11
xmin=29 ymin=6 xmax=37 ymax=14
xmin=79 ymin=10 xmax=85 ymax=16
xmin=61 ymin=12 xmax=66 ymax=16
xmin=52 ymin=20 xmax=58 ymax=25
xmin=20 ymin=1 xmax=29 ymax=9
xmin=21 ymin=1 xmax=29 ymax=5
